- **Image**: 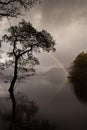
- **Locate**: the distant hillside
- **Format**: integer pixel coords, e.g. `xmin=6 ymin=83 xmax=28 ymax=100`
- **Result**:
xmin=45 ymin=68 xmax=67 ymax=84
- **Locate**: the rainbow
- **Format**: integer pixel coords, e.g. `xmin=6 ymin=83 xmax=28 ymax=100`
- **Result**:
xmin=51 ymin=53 xmax=69 ymax=76
xmin=50 ymin=53 xmax=69 ymax=96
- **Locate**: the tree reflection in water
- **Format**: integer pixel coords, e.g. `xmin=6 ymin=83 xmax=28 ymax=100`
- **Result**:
xmin=9 ymin=91 xmax=39 ymax=130
xmin=0 ymin=91 xmax=56 ymax=130
xmin=71 ymin=80 xmax=87 ymax=103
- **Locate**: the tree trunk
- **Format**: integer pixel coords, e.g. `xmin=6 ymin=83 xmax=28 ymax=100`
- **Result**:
xmin=9 ymin=91 xmax=16 ymax=130
xmin=8 ymin=57 xmax=18 ymax=93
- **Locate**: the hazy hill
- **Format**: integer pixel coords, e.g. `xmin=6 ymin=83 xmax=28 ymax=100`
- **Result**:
xmin=44 ymin=68 xmax=66 ymax=84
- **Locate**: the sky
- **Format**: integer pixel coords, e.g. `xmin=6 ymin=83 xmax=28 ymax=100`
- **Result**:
xmin=0 ymin=0 xmax=87 ymax=72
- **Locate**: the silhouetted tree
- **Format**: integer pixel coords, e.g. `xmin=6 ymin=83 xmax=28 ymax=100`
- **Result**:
xmin=0 ymin=0 xmax=39 ymax=18
xmin=70 ymin=52 xmax=87 ymax=103
xmin=69 ymin=52 xmax=87 ymax=81
xmin=1 ymin=20 xmax=56 ymax=92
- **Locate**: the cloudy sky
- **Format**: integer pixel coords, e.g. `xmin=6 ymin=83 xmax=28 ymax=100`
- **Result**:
xmin=1 ymin=0 xmax=87 ymax=72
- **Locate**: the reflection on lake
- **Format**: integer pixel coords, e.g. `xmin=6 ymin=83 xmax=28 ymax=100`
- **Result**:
xmin=0 ymin=68 xmax=87 ymax=130
xmin=71 ymin=80 xmax=87 ymax=104
xmin=0 ymin=92 xmax=56 ymax=130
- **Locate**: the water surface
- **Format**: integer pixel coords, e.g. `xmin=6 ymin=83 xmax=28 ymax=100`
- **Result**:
xmin=0 ymin=68 xmax=87 ymax=130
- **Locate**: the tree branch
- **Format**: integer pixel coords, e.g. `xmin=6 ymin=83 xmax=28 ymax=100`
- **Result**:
xmin=19 ymin=42 xmax=40 ymax=57
xmin=0 ymin=0 xmax=38 ymax=6
xmin=0 ymin=0 xmax=39 ymax=17
xmin=0 ymin=0 xmax=14 ymax=5
xmin=0 ymin=13 xmax=12 ymax=17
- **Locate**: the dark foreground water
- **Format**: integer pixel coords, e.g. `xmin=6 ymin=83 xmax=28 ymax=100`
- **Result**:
xmin=0 ymin=68 xmax=87 ymax=130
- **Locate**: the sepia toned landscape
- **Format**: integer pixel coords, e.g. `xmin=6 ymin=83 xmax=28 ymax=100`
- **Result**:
xmin=0 ymin=0 xmax=87 ymax=130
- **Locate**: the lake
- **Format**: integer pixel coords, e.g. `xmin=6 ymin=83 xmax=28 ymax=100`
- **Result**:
xmin=0 ymin=68 xmax=87 ymax=130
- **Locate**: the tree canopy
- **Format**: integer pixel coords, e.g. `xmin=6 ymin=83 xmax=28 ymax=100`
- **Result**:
xmin=70 ymin=52 xmax=87 ymax=81
xmin=0 ymin=0 xmax=39 ymax=18
xmin=1 ymin=20 xmax=56 ymax=92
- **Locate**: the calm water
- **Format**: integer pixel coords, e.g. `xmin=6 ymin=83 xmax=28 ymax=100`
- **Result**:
xmin=0 ymin=68 xmax=87 ymax=130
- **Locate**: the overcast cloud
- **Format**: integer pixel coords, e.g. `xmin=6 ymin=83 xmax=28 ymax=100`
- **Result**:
xmin=1 ymin=0 xmax=87 ymax=72
xmin=28 ymin=0 xmax=87 ymax=68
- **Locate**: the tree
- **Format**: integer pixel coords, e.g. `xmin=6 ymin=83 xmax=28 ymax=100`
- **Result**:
xmin=0 ymin=0 xmax=39 ymax=18
xmin=70 ymin=52 xmax=87 ymax=81
xmin=70 ymin=52 xmax=87 ymax=103
xmin=1 ymin=20 xmax=56 ymax=92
